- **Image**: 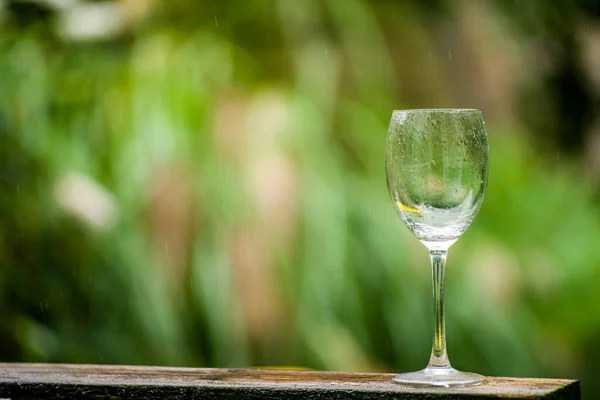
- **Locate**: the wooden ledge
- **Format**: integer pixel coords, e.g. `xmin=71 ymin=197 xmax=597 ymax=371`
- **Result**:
xmin=0 ymin=363 xmax=580 ymax=399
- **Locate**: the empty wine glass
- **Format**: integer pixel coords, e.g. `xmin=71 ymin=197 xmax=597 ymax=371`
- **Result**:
xmin=386 ymin=109 xmax=489 ymax=387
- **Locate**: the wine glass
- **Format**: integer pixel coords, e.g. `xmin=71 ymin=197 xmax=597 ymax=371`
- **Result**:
xmin=385 ymin=109 xmax=489 ymax=387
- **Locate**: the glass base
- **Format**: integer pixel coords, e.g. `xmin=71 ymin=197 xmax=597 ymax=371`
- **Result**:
xmin=392 ymin=367 xmax=485 ymax=388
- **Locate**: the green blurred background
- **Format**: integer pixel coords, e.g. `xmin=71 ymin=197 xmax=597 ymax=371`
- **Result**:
xmin=1 ymin=0 xmax=600 ymax=397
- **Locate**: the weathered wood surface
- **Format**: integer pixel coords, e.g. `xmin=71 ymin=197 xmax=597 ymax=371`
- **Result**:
xmin=0 ymin=363 xmax=580 ymax=400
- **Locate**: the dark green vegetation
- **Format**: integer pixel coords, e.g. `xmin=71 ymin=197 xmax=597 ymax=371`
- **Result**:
xmin=1 ymin=0 xmax=599 ymax=398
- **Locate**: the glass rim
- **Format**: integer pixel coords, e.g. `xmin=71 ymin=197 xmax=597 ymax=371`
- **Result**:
xmin=392 ymin=108 xmax=480 ymax=113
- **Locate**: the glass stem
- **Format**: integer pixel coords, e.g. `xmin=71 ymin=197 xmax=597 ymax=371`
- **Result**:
xmin=427 ymin=249 xmax=451 ymax=369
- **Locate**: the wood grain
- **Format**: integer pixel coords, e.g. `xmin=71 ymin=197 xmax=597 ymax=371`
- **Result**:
xmin=0 ymin=363 xmax=580 ymax=399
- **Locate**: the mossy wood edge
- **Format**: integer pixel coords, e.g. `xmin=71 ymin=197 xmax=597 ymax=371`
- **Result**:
xmin=0 ymin=363 xmax=580 ymax=400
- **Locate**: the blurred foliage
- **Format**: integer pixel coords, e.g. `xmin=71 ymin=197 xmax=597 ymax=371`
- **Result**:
xmin=1 ymin=0 xmax=600 ymax=398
